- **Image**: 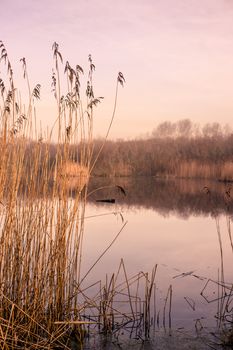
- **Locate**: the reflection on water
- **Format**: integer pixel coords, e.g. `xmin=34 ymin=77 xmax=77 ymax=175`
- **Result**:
xmin=87 ymin=177 xmax=233 ymax=217
xmin=80 ymin=177 xmax=233 ymax=340
xmin=83 ymin=331 xmax=212 ymax=350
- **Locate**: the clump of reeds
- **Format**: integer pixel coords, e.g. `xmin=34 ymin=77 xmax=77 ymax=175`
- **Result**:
xmin=0 ymin=40 xmax=127 ymax=348
xmin=176 ymin=160 xmax=221 ymax=180
xmin=76 ymin=259 xmax=159 ymax=340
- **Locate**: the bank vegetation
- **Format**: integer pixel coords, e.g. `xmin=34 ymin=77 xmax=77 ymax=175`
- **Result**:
xmin=90 ymin=119 xmax=233 ymax=181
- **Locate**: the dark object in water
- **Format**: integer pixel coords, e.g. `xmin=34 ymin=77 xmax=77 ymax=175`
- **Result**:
xmin=96 ymin=198 xmax=116 ymax=203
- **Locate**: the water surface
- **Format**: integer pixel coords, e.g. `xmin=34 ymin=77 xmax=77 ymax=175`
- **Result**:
xmin=80 ymin=178 xmax=233 ymax=332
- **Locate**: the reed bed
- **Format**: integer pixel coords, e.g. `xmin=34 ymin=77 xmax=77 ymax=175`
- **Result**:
xmin=176 ymin=160 xmax=233 ymax=182
xmin=0 ymin=40 xmax=93 ymax=348
xmin=0 ymin=42 xmax=163 ymax=349
xmin=176 ymin=160 xmax=221 ymax=180
xmin=0 ymin=41 xmax=129 ymax=348
xmin=75 ymin=260 xmax=161 ymax=340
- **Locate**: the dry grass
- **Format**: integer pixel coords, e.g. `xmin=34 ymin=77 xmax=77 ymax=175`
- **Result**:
xmin=58 ymin=161 xmax=89 ymax=191
xmin=0 ymin=41 xmax=173 ymax=349
xmin=176 ymin=160 xmax=221 ymax=179
xmin=0 ymin=41 xmax=160 ymax=349
xmin=0 ymin=40 xmax=95 ymax=348
xmin=0 ymin=41 xmax=129 ymax=348
xmin=173 ymin=160 xmax=233 ymax=182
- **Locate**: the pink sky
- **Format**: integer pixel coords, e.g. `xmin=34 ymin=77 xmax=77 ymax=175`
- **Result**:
xmin=1 ymin=0 xmax=233 ymax=139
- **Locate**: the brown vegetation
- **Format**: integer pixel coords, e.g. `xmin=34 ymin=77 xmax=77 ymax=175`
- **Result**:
xmin=0 ymin=41 xmax=160 ymax=349
xmin=0 ymin=41 xmax=142 ymax=349
xmin=0 ymin=40 xmax=96 ymax=348
xmin=58 ymin=161 xmax=89 ymax=191
xmin=90 ymin=121 xmax=233 ymax=180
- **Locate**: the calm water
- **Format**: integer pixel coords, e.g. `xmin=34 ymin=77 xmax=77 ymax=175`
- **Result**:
xmin=79 ymin=177 xmax=233 ymax=336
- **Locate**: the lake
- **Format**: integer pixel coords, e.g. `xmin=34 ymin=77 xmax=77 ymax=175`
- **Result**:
xmin=76 ymin=177 xmax=233 ymax=348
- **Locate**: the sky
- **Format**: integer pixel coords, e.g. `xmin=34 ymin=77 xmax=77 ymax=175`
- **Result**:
xmin=1 ymin=0 xmax=233 ymax=139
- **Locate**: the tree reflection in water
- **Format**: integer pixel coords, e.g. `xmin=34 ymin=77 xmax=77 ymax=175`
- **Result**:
xmin=87 ymin=177 xmax=233 ymax=218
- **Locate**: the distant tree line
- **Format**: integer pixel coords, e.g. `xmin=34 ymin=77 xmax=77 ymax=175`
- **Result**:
xmin=90 ymin=119 xmax=233 ymax=180
xmin=22 ymin=119 xmax=233 ymax=182
xmin=151 ymin=119 xmax=231 ymax=139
